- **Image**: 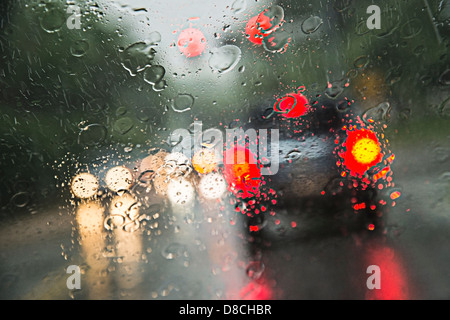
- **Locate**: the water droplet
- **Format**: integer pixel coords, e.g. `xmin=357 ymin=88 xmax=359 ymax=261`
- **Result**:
xmin=148 ymin=31 xmax=162 ymax=45
xmin=121 ymin=42 xmax=156 ymax=76
xmin=438 ymin=69 xmax=450 ymax=86
xmin=10 ymin=192 xmax=30 ymax=208
xmin=400 ymin=18 xmax=422 ymax=39
xmin=325 ymin=80 xmax=345 ymax=99
xmin=284 ymin=150 xmax=302 ymax=162
xmin=438 ymin=172 xmax=450 ymax=182
xmin=439 ymin=96 xmax=450 ymax=117
xmin=324 ymin=176 xmax=347 ymax=196
xmin=104 ymin=215 xmax=125 ymax=231
xmin=354 ymin=55 xmax=369 ymax=69
xmin=413 ymin=45 xmax=425 ymax=56
xmin=143 ymin=65 xmax=165 ymax=85
xmin=162 ymin=242 xmax=186 ymax=260
xmin=152 ymin=80 xmax=167 ymax=92
xmin=362 ymin=102 xmax=391 ymax=124
xmin=301 ymin=16 xmax=323 ymax=34
xmin=114 ymin=117 xmax=133 ymax=135
xmin=419 ymin=75 xmax=432 ymax=86
xmin=246 ymin=261 xmax=265 ymax=280
xmin=208 ymin=45 xmax=241 ymax=74
xmin=433 ymin=147 xmax=449 ymax=163
xmin=231 ymin=0 xmax=247 ymax=13
xmin=257 ymin=5 xmax=284 ymax=34
xmin=172 ymin=94 xmax=194 ymax=113
xmin=336 ymin=99 xmax=351 ymax=113
xmin=167 ymin=178 xmax=195 ymax=206
xmin=78 ymin=124 xmax=107 ymax=146
xmin=105 ymin=166 xmax=134 ymax=192
xmin=262 ymin=30 xmax=291 ymax=53
xmin=136 ymin=108 xmax=150 ymax=122
xmin=198 ymin=172 xmax=227 ymax=200
xmin=70 ymin=173 xmax=99 ymax=199
xmin=355 ymin=19 xmax=370 ymax=36
xmin=398 ymin=108 xmax=411 ymax=120
xmin=70 ymin=40 xmax=89 ymax=57
xmin=116 ymin=106 xmax=127 ymax=116
xmin=385 ymin=66 xmax=402 ymax=85
xmin=40 ymin=9 xmax=65 ymax=33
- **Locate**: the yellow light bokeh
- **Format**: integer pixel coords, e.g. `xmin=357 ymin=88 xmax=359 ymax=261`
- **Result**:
xmin=192 ymin=149 xmax=218 ymax=174
xmin=351 ymin=138 xmax=381 ymax=165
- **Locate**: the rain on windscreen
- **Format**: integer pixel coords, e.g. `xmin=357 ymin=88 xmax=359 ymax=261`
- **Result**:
xmin=1 ymin=0 xmax=450 ymax=300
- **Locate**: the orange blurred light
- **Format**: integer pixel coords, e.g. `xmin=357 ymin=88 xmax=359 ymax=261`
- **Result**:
xmin=192 ymin=149 xmax=218 ymax=174
xmin=390 ymin=191 xmax=401 ymax=200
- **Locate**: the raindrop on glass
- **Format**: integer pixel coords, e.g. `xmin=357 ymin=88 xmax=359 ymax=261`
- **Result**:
xmin=246 ymin=261 xmax=265 ymax=280
xmin=70 ymin=173 xmax=99 ymax=199
xmin=143 ymin=65 xmax=166 ymax=85
xmin=121 ymin=42 xmax=156 ymax=76
xmin=78 ymin=124 xmax=107 ymax=146
xmin=284 ymin=150 xmax=302 ymax=162
xmin=172 ymin=94 xmax=194 ymax=113
xmin=40 ymin=9 xmax=65 ymax=33
xmin=354 ymin=55 xmax=369 ymax=69
xmin=70 ymin=40 xmax=89 ymax=57
xmin=231 ymin=0 xmax=247 ymax=13
xmin=301 ymin=16 xmax=323 ymax=34
xmin=105 ymin=166 xmax=134 ymax=192
xmin=208 ymin=45 xmax=241 ymax=74
xmin=10 ymin=192 xmax=30 ymax=208
xmin=257 ymin=5 xmax=284 ymax=35
xmin=438 ymin=69 xmax=450 ymax=86
xmin=362 ymin=102 xmax=391 ymax=124
xmin=162 ymin=243 xmax=186 ymax=260
xmin=114 ymin=117 xmax=134 ymax=135
xmin=262 ymin=30 xmax=291 ymax=53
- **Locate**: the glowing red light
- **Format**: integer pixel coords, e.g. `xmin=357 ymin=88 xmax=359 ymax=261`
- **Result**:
xmin=353 ymin=202 xmax=366 ymax=210
xmin=373 ymin=166 xmax=390 ymax=181
xmin=390 ymin=191 xmax=401 ymax=200
xmin=364 ymin=245 xmax=410 ymax=300
xmin=342 ymin=128 xmax=383 ymax=176
xmin=223 ymin=146 xmax=262 ymax=199
xmin=244 ymin=14 xmax=271 ymax=45
xmin=177 ymin=27 xmax=206 ymax=57
xmin=273 ymin=92 xmax=309 ymax=118
xmin=239 ymin=282 xmax=272 ymax=300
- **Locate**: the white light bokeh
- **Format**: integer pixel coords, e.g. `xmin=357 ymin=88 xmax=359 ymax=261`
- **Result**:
xmin=167 ymin=178 xmax=196 ymax=206
xmin=105 ymin=166 xmax=134 ymax=192
xmin=70 ymin=172 xmax=99 ymax=199
xmin=198 ymin=172 xmax=227 ymax=200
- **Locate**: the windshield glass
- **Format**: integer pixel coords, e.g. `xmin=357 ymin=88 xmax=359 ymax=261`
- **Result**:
xmin=0 ymin=0 xmax=449 ymax=300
